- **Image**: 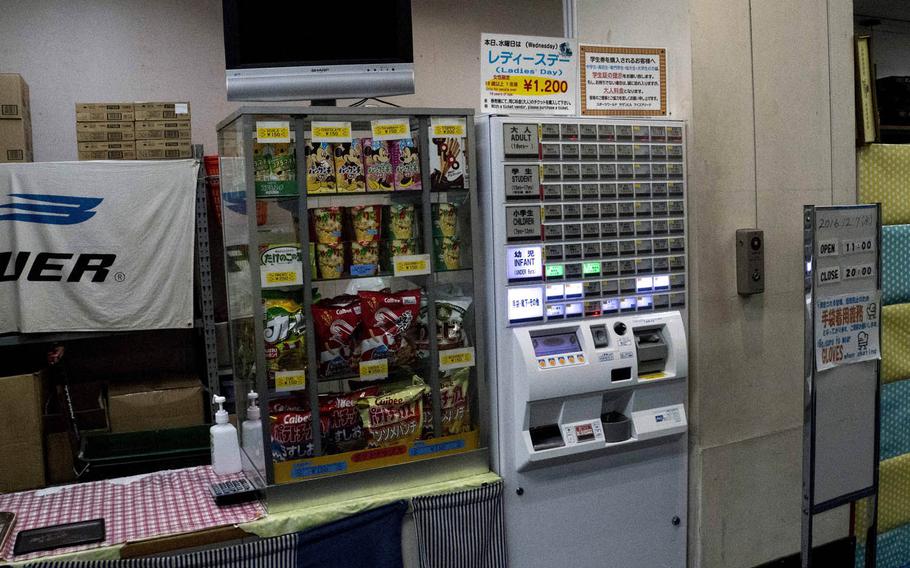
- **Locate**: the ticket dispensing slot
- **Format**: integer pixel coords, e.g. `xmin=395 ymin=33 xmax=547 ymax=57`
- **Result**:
xmin=513 ymin=312 xmax=688 ymax=470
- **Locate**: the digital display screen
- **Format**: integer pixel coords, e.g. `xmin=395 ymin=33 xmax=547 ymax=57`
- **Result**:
xmin=546 ymin=304 xmax=565 ymax=318
xmin=507 ymin=245 xmax=543 ymax=281
xmin=654 ymin=275 xmax=670 ymax=289
xmin=583 ymin=262 xmax=601 ymax=276
xmin=620 ymin=297 xmax=637 ymax=311
xmin=508 ymin=287 xmax=545 ymax=323
xmin=546 ymin=264 xmax=565 ymax=278
xmin=565 ymin=282 xmax=584 ymax=298
xmin=224 ymin=0 xmax=414 ymax=69
xmin=636 ymin=276 xmax=653 ymax=291
xmin=531 ymin=331 xmax=580 ymax=357
xmin=546 ymin=284 xmax=565 ymax=301
xmin=565 ymin=302 xmax=584 ymax=317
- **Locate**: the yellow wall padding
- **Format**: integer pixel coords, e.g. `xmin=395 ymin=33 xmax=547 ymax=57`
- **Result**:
xmin=883 ymin=304 xmax=910 ymax=384
xmin=858 ymin=144 xmax=910 ymax=226
xmin=856 ymin=453 xmax=910 ymax=536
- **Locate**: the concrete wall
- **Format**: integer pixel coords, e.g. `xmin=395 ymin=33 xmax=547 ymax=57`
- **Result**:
xmin=0 ymin=0 xmax=563 ymax=161
xmin=579 ymin=0 xmax=856 ymax=566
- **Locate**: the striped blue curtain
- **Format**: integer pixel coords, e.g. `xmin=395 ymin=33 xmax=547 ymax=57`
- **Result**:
xmin=411 ymin=481 xmax=507 ymax=568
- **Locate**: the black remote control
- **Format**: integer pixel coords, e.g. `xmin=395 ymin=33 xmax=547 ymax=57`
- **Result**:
xmin=209 ymin=478 xmax=261 ymax=506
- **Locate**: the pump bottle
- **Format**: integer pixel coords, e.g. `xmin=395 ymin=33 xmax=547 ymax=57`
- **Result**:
xmin=241 ymin=391 xmax=265 ymax=472
xmin=210 ymin=394 xmax=242 ymax=475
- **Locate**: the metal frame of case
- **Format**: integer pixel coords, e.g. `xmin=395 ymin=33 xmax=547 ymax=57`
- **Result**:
xmin=216 ymin=107 xmax=489 ymax=506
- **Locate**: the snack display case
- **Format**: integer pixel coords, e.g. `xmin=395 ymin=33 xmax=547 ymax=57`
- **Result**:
xmin=216 ymin=107 xmax=488 ymax=498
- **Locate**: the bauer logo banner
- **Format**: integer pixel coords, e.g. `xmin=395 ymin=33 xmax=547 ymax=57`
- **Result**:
xmin=0 ymin=160 xmax=199 ymax=333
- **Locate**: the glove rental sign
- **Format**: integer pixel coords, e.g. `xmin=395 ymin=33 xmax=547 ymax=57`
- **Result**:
xmin=0 ymin=160 xmax=198 ymax=333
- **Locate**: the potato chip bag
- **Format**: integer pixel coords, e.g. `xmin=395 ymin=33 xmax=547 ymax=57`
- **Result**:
xmin=357 ymin=381 xmax=427 ymax=448
xmin=358 ymin=289 xmax=421 ymax=367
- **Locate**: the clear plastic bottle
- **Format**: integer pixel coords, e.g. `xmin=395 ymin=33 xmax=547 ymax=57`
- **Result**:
xmin=241 ymin=391 xmax=265 ymax=473
xmin=210 ymin=394 xmax=242 ymax=475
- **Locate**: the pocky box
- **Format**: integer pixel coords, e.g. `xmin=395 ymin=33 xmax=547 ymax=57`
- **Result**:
xmin=430 ymin=137 xmax=467 ymax=190
xmin=394 ymin=137 xmax=422 ymax=191
xmin=334 ymin=139 xmax=366 ymax=192
xmin=363 ymin=138 xmax=394 ymax=191
xmin=305 ymin=141 xmax=336 ymax=194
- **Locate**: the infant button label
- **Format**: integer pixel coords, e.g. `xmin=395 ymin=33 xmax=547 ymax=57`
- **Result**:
xmin=256 ymin=121 xmax=291 ymax=143
xmin=359 ymin=359 xmax=389 ymax=380
xmin=393 ymin=254 xmax=431 ymax=276
xmin=439 ymin=347 xmax=476 ymax=371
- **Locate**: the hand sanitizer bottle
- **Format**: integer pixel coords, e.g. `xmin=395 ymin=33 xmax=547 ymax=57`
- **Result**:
xmin=210 ymin=394 xmax=242 ymax=475
xmin=241 ymin=391 xmax=265 ymax=472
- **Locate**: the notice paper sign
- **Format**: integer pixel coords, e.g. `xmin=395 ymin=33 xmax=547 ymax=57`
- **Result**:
xmin=815 ymin=293 xmax=880 ymax=371
xmin=580 ymin=44 xmax=667 ymax=116
xmin=481 ymin=33 xmax=577 ymax=115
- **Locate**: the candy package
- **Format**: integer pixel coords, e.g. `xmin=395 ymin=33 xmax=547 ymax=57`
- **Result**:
xmin=423 ymin=368 xmax=472 ymax=438
xmin=430 ymin=137 xmax=466 ymax=190
xmin=262 ymin=291 xmax=306 ymax=374
xmin=357 ymin=380 xmax=428 ymax=448
xmin=334 ymin=140 xmax=366 ymax=192
xmin=394 ymin=137 xmax=422 ymax=191
xmin=305 ymin=141 xmax=336 ymax=193
xmin=363 ymin=138 xmax=394 ymax=191
xmin=312 ymin=294 xmax=362 ymax=378
xmin=253 ymin=139 xmax=297 ymax=197
xmin=359 ymin=289 xmax=421 ymax=367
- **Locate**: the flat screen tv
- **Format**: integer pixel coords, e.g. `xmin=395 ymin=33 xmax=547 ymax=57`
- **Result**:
xmin=222 ymin=0 xmax=415 ymax=101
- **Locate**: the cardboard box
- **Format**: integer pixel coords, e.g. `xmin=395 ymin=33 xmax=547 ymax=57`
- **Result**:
xmin=0 ymin=371 xmax=46 ymax=491
xmin=107 ymin=375 xmax=204 ymax=433
xmin=136 ymin=139 xmax=192 ymax=159
xmin=75 ymin=103 xmax=135 ymax=122
xmin=76 ymin=121 xmax=135 ymax=142
xmin=77 ymin=141 xmax=136 ymax=160
xmin=45 ymin=431 xmax=76 ymax=485
xmin=0 ymin=118 xmax=32 ymax=163
xmin=135 ymin=120 xmax=191 ymax=140
xmin=134 ymin=101 xmax=191 ymax=121
xmin=0 ymin=73 xmax=29 ymax=119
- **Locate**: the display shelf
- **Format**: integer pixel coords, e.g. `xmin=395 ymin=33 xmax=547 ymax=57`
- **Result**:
xmin=218 ymin=107 xmax=486 ymax=490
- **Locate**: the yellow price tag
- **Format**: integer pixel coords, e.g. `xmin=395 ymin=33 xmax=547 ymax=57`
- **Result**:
xmin=439 ymin=347 xmax=475 ymax=371
xmin=392 ymin=254 xmax=431 ymax=276
xmin=275 ymin=370 xmax=307 ymax=392
xmin=430 ymin=117 xmax=467 ymax=137
xmin=359 ymin=359 xmax=389 ymax=380
xmin=484 ymin=76 xmax=570 ymax=97
xmin=371 ymin=119 xmax=411 ymax=140
xmin=266 ymin=271 xmax=297 ymax=284
xmin=255 ymin=121 xmax=291 ymax=143
xmin=310 ymin=121 xmax=352 ymax=143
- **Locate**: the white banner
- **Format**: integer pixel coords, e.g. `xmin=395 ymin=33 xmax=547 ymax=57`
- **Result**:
xmin=0 ymin=160 xmax=198 ymax=333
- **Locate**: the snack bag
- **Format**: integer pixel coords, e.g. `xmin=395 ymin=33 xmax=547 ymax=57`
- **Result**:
xmin=386 ymin=204 xmax=415 ymax=240
xmin=433 ymin=237 xmax=461 ymax=270
xmin=305 ymin=141 xmax=336 ymax=193
xmin=350 ymin=205 xmax=381 ymax=242
xmin=417 ymin=295 xmax=472 ymax=358
xmin=253 ymin=139 xmax=297 ymax=197
xmin=351 ymin=241 xmax=380 ymax=277
xmin=357 ymin=381 xmax=428 ymax=448
xmin=311 ymin=207 xmax=343 ymax=244
xmin=423 ymin=368 xmax=472 ymax=438
xmin=320 ymin=387 xmax=379 ymax=454
xmin=430 ymin=137 xmax=466 ymax=190
xmin=432 ymin=203 xmax=459 ymax=237
xmin=312 ymin=295 xmax=362 ymax=378
xmin=316 ymin=243 xmax=345 ymax=279
xmin=334 ymin=140 xmax=366 ymax=192
xmin=394 ymin=136 xmax=422 ymax=191
xmin=262 ymin=292 xmax=306 ymax=373
xmin=270 ymin=410 xmax=330 ymax=462
xmin=363 ymin=138 xmax=394 ymax=191
xmin=358 ymin=289 xmax=421 ymax=366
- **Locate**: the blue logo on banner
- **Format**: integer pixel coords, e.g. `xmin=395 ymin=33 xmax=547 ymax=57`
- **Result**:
xmin=409 ymin=439 xmax=465 ymax=457
xmin=0 ymin=193 xmax=102 ymax=225
xmin=292 ymin=461 xmax=347 ymax=478
xmin=222 ymin=191 xmax=247 ymax=215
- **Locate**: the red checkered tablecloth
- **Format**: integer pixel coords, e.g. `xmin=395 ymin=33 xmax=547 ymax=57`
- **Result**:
xmin=0 ymin=466 xmax=266 ymax=562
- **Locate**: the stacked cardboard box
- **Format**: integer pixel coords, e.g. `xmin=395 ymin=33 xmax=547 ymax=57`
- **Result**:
xmin=0 ymin=74 xmax=32 ymax=163
xmin=75 ymin=101 xmax=191 ymax=160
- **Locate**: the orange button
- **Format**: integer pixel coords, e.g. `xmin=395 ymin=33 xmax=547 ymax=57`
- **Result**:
xmin=558 ymin=357 xmax=566 ymax=365
xmin=578 ymin=354 xmax=586 ymax=363
xmin=567 ymin=355 xmax=576 ymax=363
xmin=539 ymin=360 xmax=546 ymax=368
xmin=548 ymin=358 xmax=556 ymax=366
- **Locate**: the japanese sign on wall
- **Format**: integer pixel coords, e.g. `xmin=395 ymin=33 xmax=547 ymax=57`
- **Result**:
xmin=579 ymin=44 xmax=667 ymax=116
xmin=815 ymin=292 xmax=880 ymax=371
xmin=481 ymin=33 xmax=577 ymax=116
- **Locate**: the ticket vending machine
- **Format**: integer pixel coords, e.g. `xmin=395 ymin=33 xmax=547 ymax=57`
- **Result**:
xmin=477 ymin=116 xmax=689 ymax=567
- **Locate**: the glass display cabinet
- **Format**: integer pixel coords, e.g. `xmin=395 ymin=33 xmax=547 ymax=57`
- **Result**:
xmin=216 ymin=107 xmax=488 ymax=499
